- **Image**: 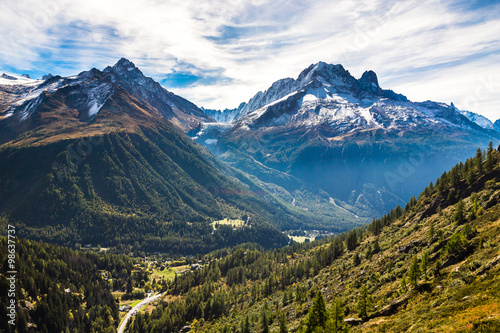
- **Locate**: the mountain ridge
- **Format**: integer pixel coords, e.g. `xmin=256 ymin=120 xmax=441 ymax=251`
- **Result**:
xmin=194 ymin=61 xmax=500 ymax=218
xmin=0 ymin=58 xmax=213 ymax=146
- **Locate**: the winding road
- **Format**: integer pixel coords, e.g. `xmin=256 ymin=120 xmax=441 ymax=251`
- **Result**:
xmin=118 ymin=292 xmax=165 ymax=333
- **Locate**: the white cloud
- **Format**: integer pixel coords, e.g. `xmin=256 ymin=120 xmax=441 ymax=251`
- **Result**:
xmin=0 ymin=0 xmax=499 ymax=120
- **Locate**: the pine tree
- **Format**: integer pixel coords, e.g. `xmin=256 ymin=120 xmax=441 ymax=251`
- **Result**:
xmin=365 ymin=245 xmax=372 ymax=260
xmin=279 ymin=312 xmax=288 ymax=333
xmin=453 ymin=199 xmax=465 ymax=224
xmin=408 ymin=256 xmax=420 ymax=287
xmin=346 ymin=229 xmax=358 ymax=251
xmin=428 ymin=222 xmax=435 ymax=243
xmin=486 ymin=142 xmax=494 ymax=172
xmin=305 ymin=290 xmax=327 ymax=333
xmin=400 ymin=274 xmax=408 ymax=294
xmin=434 ymin=259 xmax=442 ymax=277
xmin=475 ymin=148 xmax=484 ymax=174
xmin=261 ymin=308 xmax=269 ymax=333
xmin=467 ymin=165 xmax=475 ymax=185
xmin=353 ymin=252 xmax=361 ymax=267
xmin=373 ymin=237 xmax=381 ymax=254
xmin=357 ymin=285 xmax=372 ymax=318
xmin=327 ymin=298 xmax=347 ymax=333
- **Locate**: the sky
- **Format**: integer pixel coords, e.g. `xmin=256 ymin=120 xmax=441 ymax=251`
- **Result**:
xmin=1 ymin=0 xmax=499 ymax=121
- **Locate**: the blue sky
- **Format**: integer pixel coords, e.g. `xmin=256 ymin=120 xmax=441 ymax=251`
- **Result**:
xmin=1 ymin=0 xmax=499 ymax=121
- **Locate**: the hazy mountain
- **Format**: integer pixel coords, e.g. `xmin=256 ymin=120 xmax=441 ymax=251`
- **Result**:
xmin=202 ymin=104 xmax=246 ymax=122
xmin=194 ymin=62 xmax=500 ymax=217
xmin=460 ymin=110 xmax=494 ymax=129
xmin=494 ymin=119 xmax=500 ymax=132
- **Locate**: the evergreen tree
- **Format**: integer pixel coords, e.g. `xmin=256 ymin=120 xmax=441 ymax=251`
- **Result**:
xmin=346 ymin=230 xmax=358 ymax=251
xmin=475 ymin=148 xmax=484 ymax=174
xmin=261 ymin=307 xmax=269 ymax=333
xmin=279 ymin=312 xmax=288 ymax=333
xmin=365 ymin=245 xmax=372 ymax=260
xmin=373 ymin=238 xmax=381 ymax=254
xmin=353 ymin=252 xmax=361 ymax=267
xmin=239 ymin=315 xmax=251 ymax=333
xmin=453 ymin=199 xmax=466 ymax=224
xmin=357 ymin=285 xmax=371 ymax=319
xmin=327 ymin=298 xmax=347 ymax=333
xmin=428 ymin=222 xmax=435 ymax=243
xmin=305 ymin=290 xmax=328 ymax=333
xmin=400 ymin=274 xmax=408 ymax=294
xmin=434 ymin=259 xmax=442 ymax=277
xmin=408 ymin=256 xmax=420 ymax=287
xmin=486 ymin=142 xmax=494 ymax=171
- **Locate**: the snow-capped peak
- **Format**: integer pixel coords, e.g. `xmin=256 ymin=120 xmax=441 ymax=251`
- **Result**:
xmin=216 ymin=61 xmax=408 ymax=123
xmin=0 ymin=73 xmax=41 ymax=86
xmin=112 ymin=57 xmax=137 ymax=72
xmin=459 ymin=109 xmax=494 ymax=129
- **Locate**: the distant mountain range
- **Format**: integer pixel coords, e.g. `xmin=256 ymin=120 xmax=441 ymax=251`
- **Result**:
xmin=195 ymin=62 xmax=500 ymax=216
xmin=460 ymin=110 xmax=495 ymax=129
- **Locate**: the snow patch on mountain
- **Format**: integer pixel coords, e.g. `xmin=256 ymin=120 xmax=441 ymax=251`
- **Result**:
xmin=0 ymin=73 xmax=41 ymax=86
xmin=460 ymin=110 xmax=493 ymax=129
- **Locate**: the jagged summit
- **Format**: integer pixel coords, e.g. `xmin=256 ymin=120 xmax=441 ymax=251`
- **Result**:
xmin=360 ymin=70 xmax=379 ymax=86
xmin=460 ymin=109 xmax=495 ymax=130
xmin=0 ymin=58 xmax=214 ymax=144
xmin=211 ymin=61 xmax=408 ymax=123
xmin=105 ymin=58 xmax=142 ymax=76
xmin=1 ymin=73 xmax=17 ymax=80
xmin=114 ymin=57 xmax=136 ymax=69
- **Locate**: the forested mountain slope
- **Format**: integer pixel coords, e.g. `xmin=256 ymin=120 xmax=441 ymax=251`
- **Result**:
xmin=127 ymin=143 xmax=500 ymax=332
xmin=0 ymin=237 xmax=136 ymax=332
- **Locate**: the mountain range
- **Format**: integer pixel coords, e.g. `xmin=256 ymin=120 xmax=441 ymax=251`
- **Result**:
xmin=0 ymin=58 xmax=213 ymax=145
xmin=0 ymin=59 xmax=325 ymax=254
xmin=1 ymin=58 xmax=499 ymax=254
xmin=195 ymin=62 xmax=500 ymax=216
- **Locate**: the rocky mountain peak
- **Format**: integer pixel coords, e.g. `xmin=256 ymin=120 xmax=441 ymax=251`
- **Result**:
xmin=359 ymin=70 xmax=379 ymax=87
xmin=113 ymin=57 xmax=137 ymax=71
xmin=296 ymin=62 xmax=349 ymax=87
xmin=1 ymin=73 xmax=17 ymax=80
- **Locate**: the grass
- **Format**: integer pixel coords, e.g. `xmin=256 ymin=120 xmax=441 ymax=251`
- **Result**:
xmin=211 ymin=218 xmax=245 ymax=229
xmin=288 ymin=235 xmax=313 ymax=243
xmin=151 ymin=266 xmax=186 ymax=281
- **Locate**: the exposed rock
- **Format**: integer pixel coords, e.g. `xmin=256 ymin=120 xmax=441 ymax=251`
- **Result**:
xmin=344 ymin=317 xmax=363 ymax=326
xmin=397 ymin=240 xmax=421 ymax=254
